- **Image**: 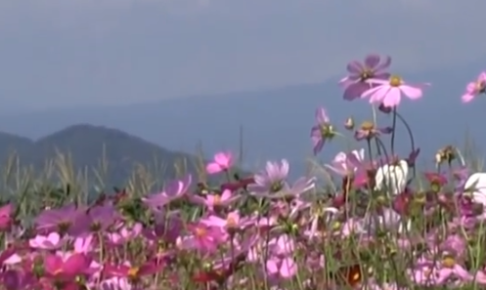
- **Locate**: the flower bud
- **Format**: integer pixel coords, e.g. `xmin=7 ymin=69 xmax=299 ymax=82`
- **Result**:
xmin=344 ymin=117 xmax=354 ymax=130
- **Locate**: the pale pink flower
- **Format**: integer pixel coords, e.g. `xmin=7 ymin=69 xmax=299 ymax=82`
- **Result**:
xmin=206 ymin=151 xmax=233 ymax=174
xmin=462 ymin=71 xmax=486 ymax=103
xmin=266 ymin=257 xmax=297 ymax=279
xmin=325 ymin=149 xmax=365 ymax=176
xmin=29 ymin=232 xmax=62 ymax=250
xmin=363 ymin=75 xmax=424 ymax=107
xmin=189 ymin=189 xmax=239 ymax=211
xmin=268 ymin=234 xmax=296 ymax=256
xmin=107 ymin=223 xmax=142 ymax=245
xmin=200 ymin=211 xmax=249 ymax=232
xmin=74 ymin=235 xmax=94 ymax=254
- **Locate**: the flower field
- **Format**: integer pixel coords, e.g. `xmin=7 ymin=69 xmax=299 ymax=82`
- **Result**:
xmin=1 ymin=54 xmax=486 ymax=289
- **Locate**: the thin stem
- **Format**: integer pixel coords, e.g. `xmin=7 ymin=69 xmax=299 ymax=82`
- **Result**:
xmin=395 ymin=111 xmax=417 ymax=180
xmin=375 ymin=137 xmax=390 ymax=166
xmin=390 ymin=107 xmax=398 ymax=156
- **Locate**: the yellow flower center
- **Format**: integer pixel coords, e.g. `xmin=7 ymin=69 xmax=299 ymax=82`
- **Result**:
xmin=331 ymin=221 xmax=341 ymax=230
xmin=442 ymin=257 xmax=455 ymax=268
xmin=389 ymin=75 xmax=402 ymax=87
xmin=360 ymin=121 xmax=375 ymax=131
xmin=128 ymin=267 xmax=139 ymax=277
xmin=320 ymin=124 xmax=335 ymax=138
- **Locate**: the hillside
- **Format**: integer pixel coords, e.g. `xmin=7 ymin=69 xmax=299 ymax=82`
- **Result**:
xmin=0 ymin=124 xmax=204 ymax=188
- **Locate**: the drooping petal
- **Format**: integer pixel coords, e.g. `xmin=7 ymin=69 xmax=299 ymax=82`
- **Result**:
xmin=466 ymin=82 xmax=477 ymax=94
xmin=461 ymin=93 xmax=476 ymax=103
xmin=400 ymin=84 xmax=423 ymax=100
xmin=313 ymin=139 xmax=325 ymax=155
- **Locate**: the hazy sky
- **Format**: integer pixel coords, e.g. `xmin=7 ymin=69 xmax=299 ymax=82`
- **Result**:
xmin=1 ymin=0 xmax=485 ymax=109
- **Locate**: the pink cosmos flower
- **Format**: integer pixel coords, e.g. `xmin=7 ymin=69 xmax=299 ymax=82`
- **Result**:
xmin=325 ymin=149 xmax=365 ymax=176
xmin=142 ymin=175 xmax=192 ymax=210
xmin=179 ymin=222 xmax=225 ymax=253
xmin=310 ymin=107 xmax=334 ymax=155
xmin=189 ymin=189 xmax=239 ymax=211
xmin=206 ymin=151 xmax=233 ymax=174
xmin=29 ymin=232 xmax=62 ymax=250
xmin=462 ymin=71 xmax=486 ymax=103
xmin=363 ymin=75 xmax=424 ymax=107
xmin=200 ymin=211 xmax=250 ymax=233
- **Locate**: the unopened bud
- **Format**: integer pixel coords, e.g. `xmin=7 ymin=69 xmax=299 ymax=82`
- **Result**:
xmin=344 ymin=117 xmax=354 ymax=130
xmin=435 ymin=152 xmax=443 ymax=165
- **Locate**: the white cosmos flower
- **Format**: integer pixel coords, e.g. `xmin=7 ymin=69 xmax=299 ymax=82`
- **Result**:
xmin=374 ymin=160 xmax=409 ymax=196
xmin=463 ymin=172 xmax=486 ymax=207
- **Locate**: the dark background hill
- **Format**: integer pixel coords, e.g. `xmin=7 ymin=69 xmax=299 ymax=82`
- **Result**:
xmin=0 ymin=124 xmax=206 ymax=189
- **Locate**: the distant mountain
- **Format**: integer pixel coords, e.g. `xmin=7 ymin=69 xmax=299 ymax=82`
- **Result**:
xmin=0 ymin=124 xmax=206 ymax=188
xmin=1 ymin=61 xmax=486 ymax=177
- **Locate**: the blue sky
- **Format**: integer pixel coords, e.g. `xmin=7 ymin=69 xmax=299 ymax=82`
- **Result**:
xmin=1 ymin=0 xmax=485 ymax=109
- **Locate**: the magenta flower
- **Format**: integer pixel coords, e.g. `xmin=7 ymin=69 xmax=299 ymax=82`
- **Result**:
xmin=363 ymin=75 xmax=424 ymax=107
xmin=310 ymin=107 xmax=335 ymax=155
xmin=142 ymin=175 xmax=192 ymax=210
xmin=0 ymin=203 xmax=13 ymax=232
xmin=44 ymin=252 xmax=90 ymax=280
xmin=462 ymin=71 xmax=486 ymax=103
xmin=35 ymin=204 xmax=83 ymax=235
xmin=86 ymin=204 xmax=120 ymax=232
xmin=206 ymin=151 xmax=233 ymax=174
xmin=143 ymin=211 xmax=183 ymax=245
xmin=340 ymin=54 xmax=391 ymax=100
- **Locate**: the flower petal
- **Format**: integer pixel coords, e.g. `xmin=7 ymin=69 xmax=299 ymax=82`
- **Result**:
xmin=364 ymin=54 xmax=381 ymax=69
xmin=400 ymin=85 xmax=423 ymax=100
